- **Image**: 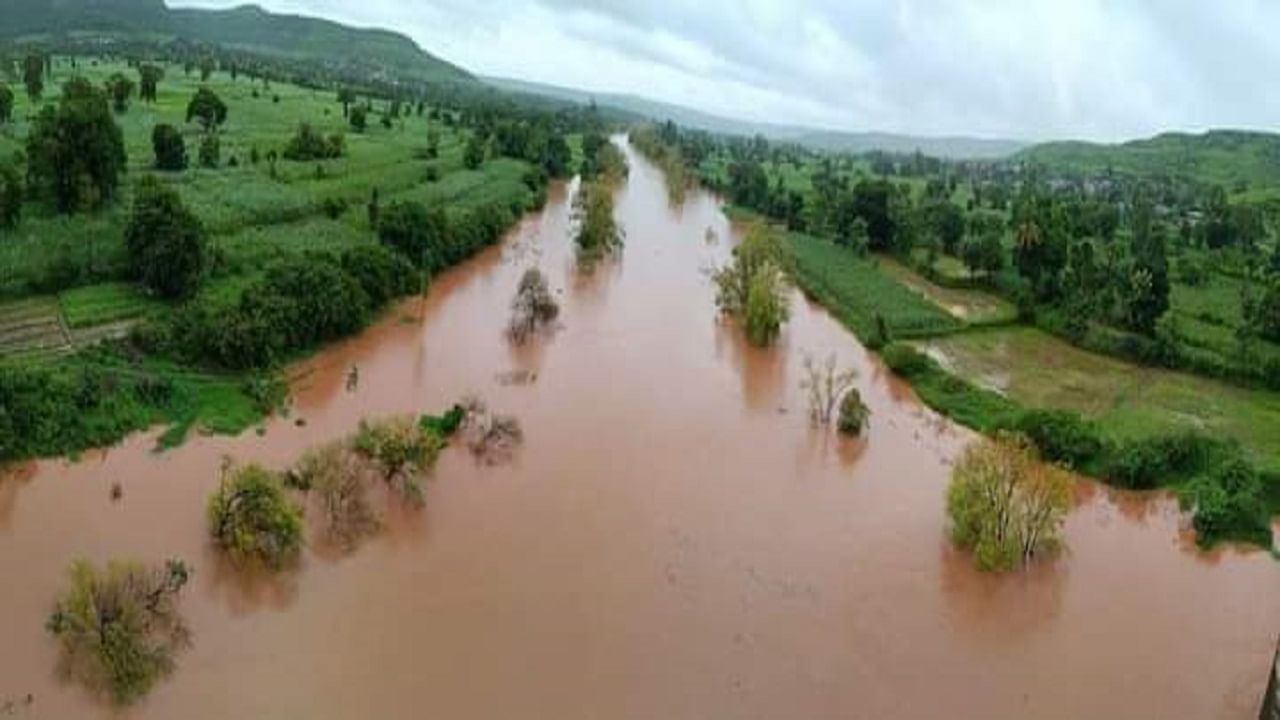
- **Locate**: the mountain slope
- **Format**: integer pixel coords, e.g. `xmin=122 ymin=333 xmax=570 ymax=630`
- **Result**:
xmin=1018 ymin=130 xmax=1280 ymax=191
xmin=486 ymin=76 xmax=1027 ymax=159
xmin=3 ymin=0 xmax=471 ymax=83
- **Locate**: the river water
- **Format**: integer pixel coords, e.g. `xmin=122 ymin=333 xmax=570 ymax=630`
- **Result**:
xmin=0 ymin=141 xmax=1276 ymax=719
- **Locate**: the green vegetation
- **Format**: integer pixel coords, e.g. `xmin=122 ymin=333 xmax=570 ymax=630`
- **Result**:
xmin=352 ymin=416 xmax=447 ymax=504
xmin=946 ymin=434 xmax=1073 ymax=571
xmin=207 ymin=462 xmax=304 ymax=569
xmin=714 ymin=225 xmax=791 ymax=346
xmin=46 ymin=558 xmax=192 ymax=705
xmin=0 ymin=50 xmax=593 ymax=461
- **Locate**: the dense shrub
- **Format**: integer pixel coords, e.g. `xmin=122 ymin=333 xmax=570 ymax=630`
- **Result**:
xmin=1103 ymin=431 xmax=1232 ymax=490
xmin=207 ymin=462 xmax=303 ymax=568
xmin=26 ymin=77 xmax=126 ymax=212
xmin=881 ymin=342 xmax=933 ymax=377
xmin=1180 ymin=459 xmax=1272 ymax=548
xmin=377 ymin=200 xmax=449 ymax=269
xmin=339 ymin=245 xmax=421 ymax=307
xmin=1014 ymin=409 xmax=1105 ymax=469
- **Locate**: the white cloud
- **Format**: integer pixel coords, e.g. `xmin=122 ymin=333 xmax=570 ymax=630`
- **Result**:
xmin=170 ymin=0 xmax=1280 ymax=141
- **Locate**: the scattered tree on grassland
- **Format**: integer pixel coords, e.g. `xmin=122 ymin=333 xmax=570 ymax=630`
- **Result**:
xmin=714 ymin=225 xmax=790 ymax=346
xmin=105 ymin=72 xmax=134 ymax=113
xmin=282 ymin=123 xmax=345 ymax=161
xmin=508 ymin=267 xmax=559 ymax=344
xmin=197 ymin=132 xmax=220 ymax=168
xmin=151 ymin=123 xmax=186 ymax=171
xmin=0 ymin=160 xmax=22 ymax=229
xmin=0 ymin=83 xmax=13 ymax=123
xmin=207 ymin=460 xmax=304 ymax=569
xmin=22 ymin=52 xmax=44 ymax=101
xmin=25 ymin=77 xmax=126 ymax=213
xmin=186 ymin=87 xmax=227 ymax=130
xmin=349 ymin=104 xmax=367 ymax=133
xmin=946 ymin=434 xmax=1072 ymax=572
xmin=124 ymin=176 xmax=207 ymax=299
xmin=46 ymin=558 xmax=192 ymax=705
xmin=138 ymin=63 xmax=163 ymax=103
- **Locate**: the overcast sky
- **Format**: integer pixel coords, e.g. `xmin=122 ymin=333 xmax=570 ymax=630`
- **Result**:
xmin=170 ymin=0 xmax=1280 ymax=142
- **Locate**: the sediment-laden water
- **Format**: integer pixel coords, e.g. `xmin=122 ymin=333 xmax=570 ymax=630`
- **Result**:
xmin=0 ymin=141 xmax=1275 ymax=719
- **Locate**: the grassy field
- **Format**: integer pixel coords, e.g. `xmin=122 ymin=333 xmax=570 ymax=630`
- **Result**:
xmin=919 ymin=326 xmax=1280 ymax=471
xmin=877 ymin=256 xmax=1017 ymax=325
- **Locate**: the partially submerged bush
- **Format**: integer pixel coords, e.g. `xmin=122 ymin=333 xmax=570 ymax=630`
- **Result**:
xmin=714 ymin=225 xmax=790 ymax=346
xmin=459 ymin=396 xmax=524 ymax=465
xmin=508 ymin=267 xmax=559 ymax=343
xmin=837 ymin=389 xmax=871 ymax=436
xmin=292 ymin=442 xmax=380 ymax=548
xmin=1180 ymin=458 xmax=1272 ymax=549
xmin=800 ymin=353 xmax=857 ymax=426
xmin=352 ymin=416 xmax=446 ymax=504
xmin=207 ymin=461 xmax=304 ymax=569
xmin=46 ymin=559 xmax=192 ymax=705
xmin=946 ymin=434 xmax=1072 ymax=572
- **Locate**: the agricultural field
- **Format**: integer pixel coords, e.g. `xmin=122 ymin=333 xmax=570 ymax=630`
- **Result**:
xmin=0 ymin=56 xmax=528 ymax=298
xmin=877 ymin=256 xmax=1016 ymax=325
xmin=918 ymin=326 xmax=1280 ymax=472
xmin=784 ymin=229 xmax=963 ymax=341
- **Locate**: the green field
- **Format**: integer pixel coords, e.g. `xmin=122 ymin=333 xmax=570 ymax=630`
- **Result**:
xmin=877 ymin=256 xmax=1017 ymax=325
xmin=919 ymin=326 xmax=1280 ymax=472
xmin=784 ymin=229 xmax=963 ymax=341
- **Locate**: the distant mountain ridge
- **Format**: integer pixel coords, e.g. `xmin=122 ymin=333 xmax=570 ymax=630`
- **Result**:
xmin=485 ymin=77 xmax=1028 ymax=160
xmin=3 ymin=0 xmax=471 ymax=83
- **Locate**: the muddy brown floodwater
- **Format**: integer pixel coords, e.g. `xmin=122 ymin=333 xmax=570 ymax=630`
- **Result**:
xmin=1 ymin=140 xmax=1277 ymax=720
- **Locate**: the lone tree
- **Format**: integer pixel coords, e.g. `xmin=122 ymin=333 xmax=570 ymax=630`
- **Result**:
xmin=105 ymin=72 xmax=134 ymax=113
xmin=0 ymin=159 xmax=23 ymax=229
xmin=186 ymin=87 xmax=227 ymax=130
xmin=714 ymin=225 xmax=790 ymax=346
xmin=349 ymin=104 xmax=368 ymax=133
xmin=337 ymin=87 xmax=356 ymax=117
xmin=26 ymin=77 xmax=126 ymax=213
xmin=46 ymin=558 xmax=192 ymax=705
xmin=946 ymin=434 xmax=1072 ymax=572
xmin=0 ymin=84 xmax=13 ymax=124
xmin=151 ymin=123 xmax=186 ymax=171
xmin=508 ymin=267 xmax=559 ymax=343
xmin=138 ymin=63 xmax=163 ymax=103
xmin=207 ymin=461 xmax=304 ymax=569
xmin=124 ymin=176 xmax=207 ymax=298
xmin=22 ymin=52 xmax=44 ymax=101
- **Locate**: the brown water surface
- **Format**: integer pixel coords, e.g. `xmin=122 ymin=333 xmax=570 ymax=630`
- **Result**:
xmin=0 ymin=141 xmax=1276 ymax=719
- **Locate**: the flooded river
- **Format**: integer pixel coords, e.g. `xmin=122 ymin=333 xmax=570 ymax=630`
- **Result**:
xmin=1 ymin=141 xmax=1276 ymax=719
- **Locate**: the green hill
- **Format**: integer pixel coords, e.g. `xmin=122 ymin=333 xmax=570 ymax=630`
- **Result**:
xmin=1019 ymin=130 xmax=1280 ymax=194
xmin=2 ymin=0 xmax=471 ymax=83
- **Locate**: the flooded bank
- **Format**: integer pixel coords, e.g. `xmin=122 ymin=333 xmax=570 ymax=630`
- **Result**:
xmin=0 ymin=141 xmax=1276 ymax=719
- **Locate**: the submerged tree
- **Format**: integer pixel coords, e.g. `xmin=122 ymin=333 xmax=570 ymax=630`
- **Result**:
xmin=292 ymin=442 xmax=380 ymax=549
xmin=800 ymin=353 xmax=857 ymax=427
xmin=352 ymin=416 xmax=446 ymax=505
xmin=837 ymin=388 xmax=871 ymax=436
xmin=714 ymin=225 xmax=790 ymax=346
xmin=457 ymin=396 xmax=524 ymax=465
xmin=46 ymin=558 xmax=192 ymax=705
xmin=207 ymin=461 xmax=304 ymax=569
xmin=508 ymin=267 xmax=559 ymax=343
xmin=573 ymin=179 xmax=624 ymax=263
xmin=946 ymin=434 xmax=1072 ymax=572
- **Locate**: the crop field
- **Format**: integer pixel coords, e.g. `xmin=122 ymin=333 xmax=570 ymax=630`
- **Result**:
xmin=58 ymin=282 xmax=163 ymax=329
xmin=1169 ymin=270 xmax=1280 ymax=368
xmin=919 ymin=326 xmax=1280 ymax=471
xmin=785 ymin=230 xmax=963 ymax=341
